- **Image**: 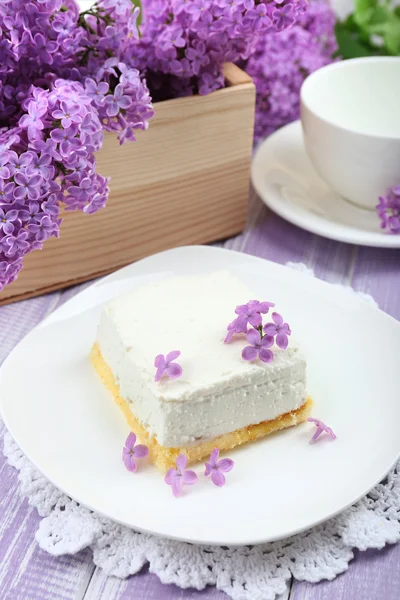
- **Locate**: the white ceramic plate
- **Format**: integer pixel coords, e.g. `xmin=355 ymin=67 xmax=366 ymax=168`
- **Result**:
xmin=252 ymin=121 xmax=400 ymax=248
xmin=1 ymin=246 xmax=399 ymax=546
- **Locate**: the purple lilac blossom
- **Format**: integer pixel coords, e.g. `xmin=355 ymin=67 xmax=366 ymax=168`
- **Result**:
xmin=154 ymin=350 xmax=182 ymax=382
xmin=122 ymin=432 xmax=149 ymax=472
xmin=242 ymin=328 xmax=274 ymax=363
xmin=224 ymin=299 xmax=275 ymax=343
xmin=307 ymin=417 xmax=336 ymax=444
xmin=235 ymin=299 xmax=275 ymax=328
xmin=130 ymin=0 xmax=308 ymax=101
xmin=224 ymin=316 xmax=248 ymax=344
xmin=263 ymin=312 xmax=291 ymax=350
xmin=204 ymin=448 xmax=234 ymax=487
xmin=245 ymin=1 xmax=337 ymax=141
xmin=164 ymin=454 xmax=198 ymax=497
xmin=0 ymin=0 xmax=154 ymax=291
xmin=376 ymin=186 xmax=400 ymax=234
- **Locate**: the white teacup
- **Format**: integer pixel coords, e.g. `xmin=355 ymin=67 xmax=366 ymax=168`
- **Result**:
xmin=300 ymin=57 xmax=400 ymax=210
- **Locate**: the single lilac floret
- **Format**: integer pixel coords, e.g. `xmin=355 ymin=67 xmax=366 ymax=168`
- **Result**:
xmin=204 ymin=448 xmax=234 ymax=487
xmin=224 ymin=316 xmax=247 ymax=343
xmin=154 ymin=350 xmax=182 ymax=382
xmin=122 ymin=432 xmax=149 ymax=472
xmin=307 ymin=418 xmax=336 ymax=444
xmin=0 ymin=208 xmax=19 ymax=235
xmin=164 ymin=454 xmax=198 ymax=497
xmin=263 ymin=312 xmax=291 ymax=349
xmin=242 ymin=328 xmax=274 ymax=363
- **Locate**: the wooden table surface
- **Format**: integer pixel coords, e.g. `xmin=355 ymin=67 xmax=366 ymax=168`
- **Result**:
xmin=1 ymin=192 xmax=399 ymax=600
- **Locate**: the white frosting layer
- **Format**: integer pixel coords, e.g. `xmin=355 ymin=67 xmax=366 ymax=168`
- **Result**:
xmin=96 ymin=271 xmax=307 ymax=447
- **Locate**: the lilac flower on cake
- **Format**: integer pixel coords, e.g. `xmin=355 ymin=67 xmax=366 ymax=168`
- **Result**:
xmin=122 ymin=432 xmax=149 ymax=472
xmin=264 ymin=313 xmax=291 ymax=350
xmin=235 ymin=300 xmax=275 ymax=329
xmin=205 ymin=449 xmax=234 ymax=487
xmin=154 ymin=351 xmax=182 ymax=382
xmin=165 ymin=454 xmax=198 ymax=497
xmin=225 ymin=300 xmax=274 ymax=343
xmin=242 ymin=329 xmax=274 ymax=363
xmin=307 ymin=418 xmax=336 ymax=444
xmin=224 ymin=316 xmax=248 ymax=343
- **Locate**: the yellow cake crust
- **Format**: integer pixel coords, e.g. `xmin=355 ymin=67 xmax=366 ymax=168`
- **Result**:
xmin=90 ymin=342 xmax=313 ymax=472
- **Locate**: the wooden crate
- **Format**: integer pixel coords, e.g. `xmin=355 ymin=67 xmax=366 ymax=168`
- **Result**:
xmin=0 ymin=64 xmax=255 ymax=304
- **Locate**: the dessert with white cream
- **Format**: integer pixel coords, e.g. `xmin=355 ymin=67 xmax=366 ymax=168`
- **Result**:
xmin=90 ymin=271 xmax=312 ymax=471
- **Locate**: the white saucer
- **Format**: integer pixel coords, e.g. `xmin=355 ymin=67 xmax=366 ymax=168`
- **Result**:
xmin=1 ymin=246 xmax=400 ymax=546
xmin=251 ymin=121 xmax=400 ymax=248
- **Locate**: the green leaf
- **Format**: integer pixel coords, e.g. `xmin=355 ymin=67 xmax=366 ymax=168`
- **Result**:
xmin=335 ymin=22 xmax=377 ymax=59
xmin=354 ymin=0 xmax=377 ymax=26
xmin=342 ymin=13 xmax=359 ymax=31
xmin=383 ymin=20 xmax=400 ymax=54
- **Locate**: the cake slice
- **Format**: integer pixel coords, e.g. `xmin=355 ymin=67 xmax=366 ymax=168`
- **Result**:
xmin=91 ymin=271 xmax=311 ymax=471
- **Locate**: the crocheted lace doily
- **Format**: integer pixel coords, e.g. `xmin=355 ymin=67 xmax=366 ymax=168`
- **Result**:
xmin=3 ymin=264 xmax=400 ymax=600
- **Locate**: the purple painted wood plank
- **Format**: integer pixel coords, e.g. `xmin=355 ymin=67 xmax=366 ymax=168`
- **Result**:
xmin=0 ymin=293 xmax=59 ymax=363
xmin=351 ymin=247 xmax=400 ymax=320
xmin=291 ymin=224 xmax=400 ymax=600
xmin=0 ymin=291 xmax=96 ymax=600
xmin=85 ymin=566 xmax=229 ymax=600
xmin=291 ymin=547 xmax=400 ymax=600
xmin=242 ymin=200 xmax=354 ymax=284
xmin=84 ymin=565 xmax=291 ymax=600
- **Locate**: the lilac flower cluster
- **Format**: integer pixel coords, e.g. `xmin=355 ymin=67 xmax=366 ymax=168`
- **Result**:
xmin=0 ymin=79 xmax=107 ymax=288
xmin=132 ymin=0 xmax=308 ymax=101
xmin=376 ymin=186 xmax=400 ymax=234
xmin=225 ymin=300 xmax=291 ymax=363
xmin=245 ymin=1 xmax=337 ymax=141
xmin=0 ymin=0 xmax=154 ymax=290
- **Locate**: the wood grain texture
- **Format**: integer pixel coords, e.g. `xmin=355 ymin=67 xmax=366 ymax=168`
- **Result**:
xmin=83 ymin=565 xmax=291 ymax=600
xmin=0 ymin=65 xmax=255 ymax=304
xmin=350 ymin=247 xmax=400 ymax=319
xmin=0 ymin=194 xmax=399 ymax=600
xmin=243 ymin=194 xmax=355 ymax=284
xmin=0 ymin=293 xmax=96 ymax=600
xmin=291 ymin=547 xmax=400 ymax=600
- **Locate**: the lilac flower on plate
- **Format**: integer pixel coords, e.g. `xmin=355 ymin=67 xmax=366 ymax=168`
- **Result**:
xmin=264 ymin=312 xmax=291 ymax=349
xmin=165 ymin=454 xmax=198 ymax=497
xmin=122 ymin=432 xmax=149 ymax=472
xmin=242 ymin=329 xmax=274 ymax=363
xmin=307 ymin=418 xmax=336 ymax=444
xmin=154 ymin=351 xmax=182 ymax=382
xmin=205 ymin=448 xmax=234 ymax=487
